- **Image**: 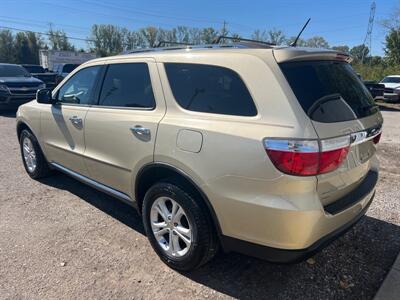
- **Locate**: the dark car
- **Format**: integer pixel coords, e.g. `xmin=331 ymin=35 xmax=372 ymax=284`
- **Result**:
xmin=21 ymin=64 xmax=57 ymax=90
xmin=0 ymin=64 xmax=45 ymax=109
xmin=356 ymin=74 xmax=385 ymax=101
xmin=363 ymin=80 xmax=385 ymax=101
xmin=53 ymin=63 xmax=79 ymax=85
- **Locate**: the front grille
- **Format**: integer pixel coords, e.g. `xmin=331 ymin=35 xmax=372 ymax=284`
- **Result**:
xmin=9 ymin=88 xmax=38 ymax=95
xmin=5 ymin=82 xmax=40 ymax=88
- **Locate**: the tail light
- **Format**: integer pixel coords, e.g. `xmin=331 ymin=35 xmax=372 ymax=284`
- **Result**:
xmin=264 ymin=136 xmax=350 ymax=176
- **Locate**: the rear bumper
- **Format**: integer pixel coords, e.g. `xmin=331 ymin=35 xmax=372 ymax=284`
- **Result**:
xmin=221 ymin=193 xmax=373 ymax=263
xmin=384 ymin=93 xmax=400 ymax=102
xmin=219 ymin=169 xmax=377 ymax=262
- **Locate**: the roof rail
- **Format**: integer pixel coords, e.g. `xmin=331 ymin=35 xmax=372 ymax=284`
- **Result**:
xmin=212 ymin=36 xmax=276 ymax=47
xmin=156 ymin=41 xmax=194 ymax=48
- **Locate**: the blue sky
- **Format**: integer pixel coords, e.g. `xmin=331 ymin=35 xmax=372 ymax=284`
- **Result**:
xmin=1 ymin=0 xmax=398 ymax=55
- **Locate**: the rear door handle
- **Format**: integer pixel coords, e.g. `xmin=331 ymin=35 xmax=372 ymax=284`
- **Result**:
xmin=130 ymin=126 xmax=151 ymax=141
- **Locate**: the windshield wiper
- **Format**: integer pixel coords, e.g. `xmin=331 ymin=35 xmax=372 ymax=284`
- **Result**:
xmin=307 ymin=93 xmax=342 ymax=116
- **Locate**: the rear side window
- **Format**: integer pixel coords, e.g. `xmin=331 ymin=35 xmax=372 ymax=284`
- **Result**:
xmin=99 ymin=63 xmax=155 ymax=108
xmin=280 ymin=61 xmax=378 ymax=123
xmin=165 ymin=63 xmax=257 ymax=116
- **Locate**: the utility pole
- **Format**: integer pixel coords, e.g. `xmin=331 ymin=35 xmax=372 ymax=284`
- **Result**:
xmin=222 ymin=20 xmax=227 ymax=43
xmin=362 ymin=1 xmax=376 ymax=64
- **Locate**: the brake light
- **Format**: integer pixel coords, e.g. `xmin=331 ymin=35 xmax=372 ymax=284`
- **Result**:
xmin=264 ymin=136 xmax=350 ymax=176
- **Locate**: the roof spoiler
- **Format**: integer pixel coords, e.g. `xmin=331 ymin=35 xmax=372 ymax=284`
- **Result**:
xmin=273 ymin=48 xmax=353 ymax=63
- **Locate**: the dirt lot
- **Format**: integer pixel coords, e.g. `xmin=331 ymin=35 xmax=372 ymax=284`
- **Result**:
xmin=0 ymin=107 xmax=399 ymax=300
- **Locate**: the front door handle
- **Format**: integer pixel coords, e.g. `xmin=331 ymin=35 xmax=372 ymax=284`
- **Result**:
xmin=130 ymin=126 xmax=151 ymax=141
xmin=69 ymin=116 xmax=83 ymax=128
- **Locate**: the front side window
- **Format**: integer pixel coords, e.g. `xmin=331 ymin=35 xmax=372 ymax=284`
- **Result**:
xmin=56 ymin=66 xmax=101 ymax=105
xmin=164 ymin=63 xmax=257 ymax=116
xmin=99 ymin=63 xmax=155 ymax=108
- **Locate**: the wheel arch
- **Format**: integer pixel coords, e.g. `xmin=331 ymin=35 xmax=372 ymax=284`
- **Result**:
xmin=135 ymin=162 xmax=223 ymax=238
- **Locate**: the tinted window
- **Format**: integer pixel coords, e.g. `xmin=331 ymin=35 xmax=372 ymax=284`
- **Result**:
xmin=99 ymin=63 xmax=155 ymax=108
xmin=381 ymin=76 xmax=400 ymax=83
xmin=0 ymin=64 xmax=30 ymax=77
xmin=23 ymin=65 xmax=45 ymax=73
xmin=62 ymin=64 xmax=79 ymax=73
xmin=57 ymin=66 xmax=101 ymax=105
xmin=165 ymin=63 xmax=257 ymax=116
xmin=280 ymin=61 xmax=378 ymax=123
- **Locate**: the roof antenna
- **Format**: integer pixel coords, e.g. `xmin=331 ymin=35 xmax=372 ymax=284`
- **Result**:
xmin=291 ymin=18 xmax=311 ymax=47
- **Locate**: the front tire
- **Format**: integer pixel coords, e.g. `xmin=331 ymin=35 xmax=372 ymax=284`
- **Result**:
xmin=19 ymin=129 xmax=52 ymax=179
xmin=142 ymin=181 xmax=218 ymax=271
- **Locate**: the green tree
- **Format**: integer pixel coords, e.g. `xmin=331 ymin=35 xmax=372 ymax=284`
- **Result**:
xmin=139 ymin=26 xmax=159 ymax=47
xmin=0 ymin=30 xmax=15 ymax=63
xmin=350 ymin=44 xmax=369 ymax=63
xmin=384 ymin=29 xmax=400 ymax=64
xmin=201 ymin=27 xmax=218 ymax=44
xmin=286 ymin=36 xmax=307 ymax=46
xmin=332 ymin=45 xmax=350 ymax=53
xmin=252 ymin=29 xmax=267 ymax=42
xmin=267 ymin=28 xmax=286 ymax=45
xmin=48 ymin=28 xmax=75 ymax=51
xmin=90 ymin=24 xmax=126 ymax=56
xmin=305 ymin=36 xmax=329 ymax=48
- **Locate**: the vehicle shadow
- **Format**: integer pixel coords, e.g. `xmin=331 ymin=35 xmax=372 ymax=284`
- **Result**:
xmin=40 ymin=172 xmax=400 ymax=299
xmin=378 ymin=103 xmax=400 ymax=112
xmin=39 ymin=172 xmax=145 ymax=235
xmin=0 ymin=109 xmax=17 ymax=118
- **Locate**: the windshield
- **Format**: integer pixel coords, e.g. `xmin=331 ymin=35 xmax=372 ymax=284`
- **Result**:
xmin=381 ymin=76 xmax=400 ymax=83
xmin=0 ymin=64 xmax=30 ymax=78
xmin=279 ymin=60 xmax=378 ymax=123
xmin=62 ymin=64 xmax=79 ymax=73
xmin=23 ymin=65 xmax=45 ymax=73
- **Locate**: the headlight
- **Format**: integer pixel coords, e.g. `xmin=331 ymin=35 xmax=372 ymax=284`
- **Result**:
xmin=0 ymin=84 xmax=10 ymax=93
xmin=38 ymin=83 xmax=46 ymax=90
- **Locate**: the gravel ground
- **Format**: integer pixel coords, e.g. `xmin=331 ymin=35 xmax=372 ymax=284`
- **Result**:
xmin=0 ymin=108 xmax=399 ymax=300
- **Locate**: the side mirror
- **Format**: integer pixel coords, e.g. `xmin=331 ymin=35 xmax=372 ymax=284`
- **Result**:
xmin=36 ymin=88 xmax=53 ymax=104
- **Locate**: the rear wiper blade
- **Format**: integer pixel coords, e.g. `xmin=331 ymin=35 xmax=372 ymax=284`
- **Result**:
xmin=307 ymin=93 xmax=342 ymax=116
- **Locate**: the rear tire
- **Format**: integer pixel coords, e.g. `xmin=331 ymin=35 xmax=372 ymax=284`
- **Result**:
xmin=19 ymin=129 xmax=52 ymax=179
xmin=142 ymin=181 xmax=218 ymax=271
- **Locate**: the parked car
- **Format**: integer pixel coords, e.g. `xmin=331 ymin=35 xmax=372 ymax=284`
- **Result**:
xmin=363 ymin=81 xmax=385 ymax=100
xmin=21 ymin=64 xmax=57 ymax=90
xmin=0 ymin=63 xmax=45 ymax=109
xmin=380 ymin=75 xmax=400 ymax=102
xmin=356 ymin=74 xmax=384 ymax=101
xmin=16 ymin=44 xmax=382 ymax=271
xmin=53 ymin=63 xmax=79 ymax=85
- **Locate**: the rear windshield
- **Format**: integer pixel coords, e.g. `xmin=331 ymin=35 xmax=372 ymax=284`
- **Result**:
xmin=279 ymin=61 xmax=378 ymax=123
xmin=62 ymin=64 xmax=79 ymax=73
xmin=23 ymin=65 xmax=44 ymax=73
xmin=381 ymin=76 xmax=400 ymax=83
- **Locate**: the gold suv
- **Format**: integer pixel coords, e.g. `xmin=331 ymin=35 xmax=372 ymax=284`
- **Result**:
xmin=16 ymin=42 xmax=383 ymax=271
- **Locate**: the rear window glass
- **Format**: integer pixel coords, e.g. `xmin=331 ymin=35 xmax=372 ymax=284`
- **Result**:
xmin=280 ymin=61 xmax=378 ymax=123
xmin=62 ymin=64 xmax=79 ymax=73
xmin=99 ymin=63 xmax=155 ymax=108
xmin=165 ymin=63 xmax=257 ymax=116
xmin=23 ymin=65 xmax=44 ymax=73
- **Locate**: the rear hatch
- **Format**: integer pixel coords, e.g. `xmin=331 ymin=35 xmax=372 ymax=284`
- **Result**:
xmin=275 ymin=49 xmax=383 ymax=209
